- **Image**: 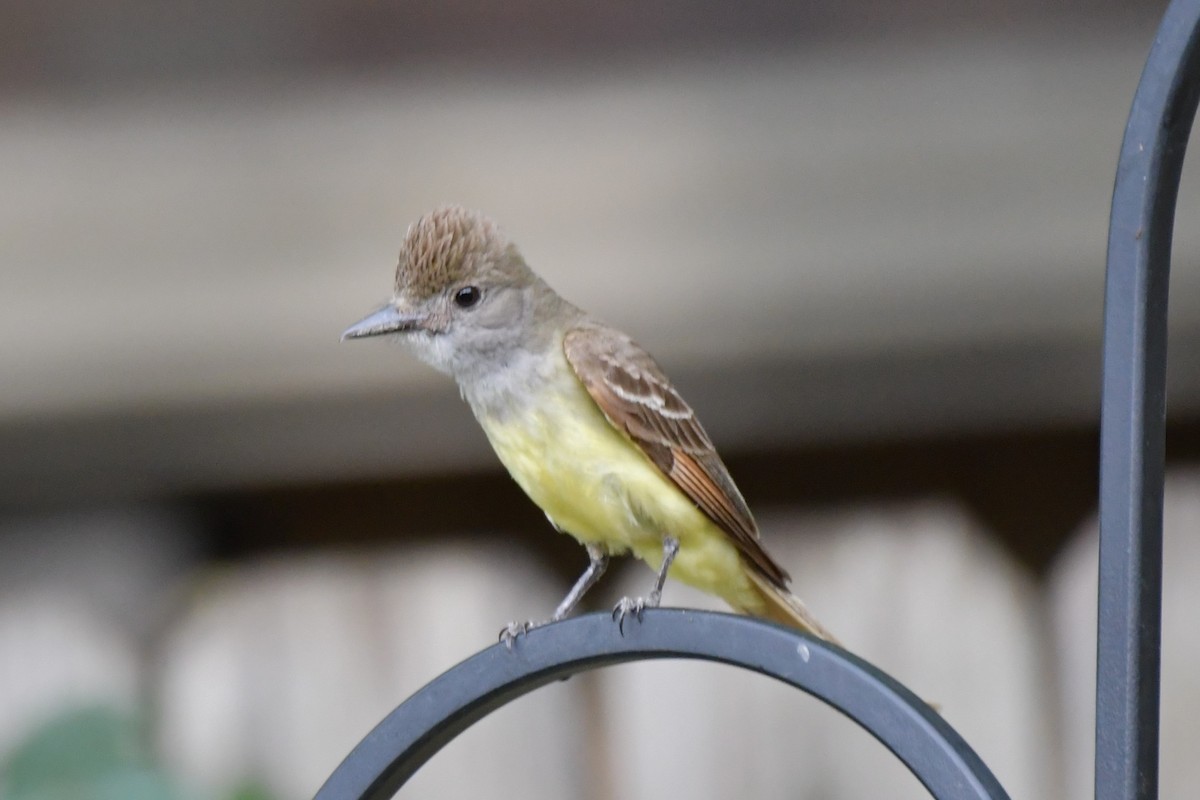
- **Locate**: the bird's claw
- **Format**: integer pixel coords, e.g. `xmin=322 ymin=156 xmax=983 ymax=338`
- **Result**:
xmin=499 ymin=620 xmax=540 ymax=649
xmin=611 ymin=597 xmax=647 ymax=635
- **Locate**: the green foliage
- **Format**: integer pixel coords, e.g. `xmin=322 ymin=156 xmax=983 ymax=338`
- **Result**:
xmin=0 ymin=706 xmax=273 ymax=800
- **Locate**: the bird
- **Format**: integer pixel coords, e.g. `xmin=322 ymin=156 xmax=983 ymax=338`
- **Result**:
xmin=342 ymin=205 xmax=836 ymax=644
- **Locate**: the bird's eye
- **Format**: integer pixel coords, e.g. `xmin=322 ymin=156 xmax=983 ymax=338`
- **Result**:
xmin=454 ymin=286 xmax=482 ymax=308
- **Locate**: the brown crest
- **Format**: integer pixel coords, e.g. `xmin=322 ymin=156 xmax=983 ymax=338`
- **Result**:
xmin=395 ymin=206 xmax=512 ymax=298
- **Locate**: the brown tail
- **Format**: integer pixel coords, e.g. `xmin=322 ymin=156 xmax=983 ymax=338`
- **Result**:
xmin=745 ymin=570 xmax=840 ymax=645
xmin=744 ymin=572 xmax=940 ymax=710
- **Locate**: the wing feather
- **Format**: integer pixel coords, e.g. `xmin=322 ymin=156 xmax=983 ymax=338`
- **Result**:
xmin=563 ymin=324 xmax=790 ymax=587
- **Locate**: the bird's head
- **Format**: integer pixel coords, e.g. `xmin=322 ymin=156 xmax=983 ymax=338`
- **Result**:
xmin=342 ymin=206 xmax=565 ymax=379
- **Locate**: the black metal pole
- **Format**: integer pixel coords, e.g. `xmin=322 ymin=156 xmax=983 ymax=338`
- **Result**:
xmin=314 ymin=610 xmax=1009 ymax=800
xmin=1097 ymin=2 xmax=1200 ymax=799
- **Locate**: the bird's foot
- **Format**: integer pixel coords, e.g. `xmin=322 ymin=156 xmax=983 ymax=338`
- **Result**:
xmin=498 ymin=619 xmax=543 ymax=649
xmin=611 ymin=597 xmax=649 ymax=635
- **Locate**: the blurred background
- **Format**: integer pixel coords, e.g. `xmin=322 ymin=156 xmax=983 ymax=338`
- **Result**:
xmin=2 ymin=1 xmax=1199 ymax=798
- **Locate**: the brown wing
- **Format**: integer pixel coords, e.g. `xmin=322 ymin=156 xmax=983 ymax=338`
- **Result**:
xmin=563 ymin=324 xmax=791 ymax=587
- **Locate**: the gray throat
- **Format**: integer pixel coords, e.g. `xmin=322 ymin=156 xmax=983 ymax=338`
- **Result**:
xmin=458 ymin=291 xmax=586 ymax=423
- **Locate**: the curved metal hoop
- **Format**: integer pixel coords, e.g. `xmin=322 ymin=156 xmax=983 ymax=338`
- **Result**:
xmin=314 ymin=610 xmax=1009 ymax=800
xmin=1098 ymin=1 xmax=1200 ymax=799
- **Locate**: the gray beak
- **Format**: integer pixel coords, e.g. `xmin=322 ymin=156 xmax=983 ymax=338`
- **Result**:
xmin=341 ymin=303 xmax=427 ymax=341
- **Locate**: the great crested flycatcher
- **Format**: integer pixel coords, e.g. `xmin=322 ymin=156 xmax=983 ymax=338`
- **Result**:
xmin=343 ymin=205 xmax=836 ymax=643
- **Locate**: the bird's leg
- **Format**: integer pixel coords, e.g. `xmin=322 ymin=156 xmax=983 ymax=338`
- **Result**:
xmin=613 ymin=536 xmax=679 ymax=634
xmin=553 ymin=544 xmax=610 ymax=621
xmin=648 ymin=536 xmax=679 ymax=607
xmin=501 ymin=545 xmax=608 ymax=648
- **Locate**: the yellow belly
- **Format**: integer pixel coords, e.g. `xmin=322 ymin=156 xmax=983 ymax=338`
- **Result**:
xmin=476 ymin=375 xmax=760 ymax=610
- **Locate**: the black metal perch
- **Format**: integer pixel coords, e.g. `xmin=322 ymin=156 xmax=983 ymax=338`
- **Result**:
xmin=316 ymin=1 xmax=1200 ymax=797
xmin=313 ymin=610 xmax=1007 ymax=800
xmin=1097 ymin=1 xmax=1200 ymax=798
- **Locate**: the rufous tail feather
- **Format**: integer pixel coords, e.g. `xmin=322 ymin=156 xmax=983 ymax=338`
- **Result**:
xmin=744 ymin=569 xmax=840 ymax=645
xmin=744 ymin=570 xmax=941 ymax=710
